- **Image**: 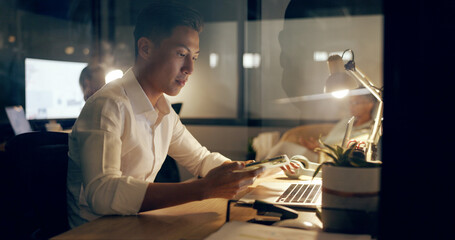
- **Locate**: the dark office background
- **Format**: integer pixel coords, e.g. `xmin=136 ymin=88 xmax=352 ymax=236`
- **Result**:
xmin=1 ymin=0 xmax=455 ymax=239
xmin=382 ymin=0 xmax=455 ymax=239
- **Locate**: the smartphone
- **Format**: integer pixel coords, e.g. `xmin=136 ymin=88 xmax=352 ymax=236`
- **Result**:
xmin=234 ymin=155 xmax=290 ymax=172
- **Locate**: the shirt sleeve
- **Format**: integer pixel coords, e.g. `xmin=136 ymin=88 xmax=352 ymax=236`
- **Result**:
xmin=167 ymin=113 xmax=230 ymax=177
xmin=73 ymin=97 xmax=149 ymax=216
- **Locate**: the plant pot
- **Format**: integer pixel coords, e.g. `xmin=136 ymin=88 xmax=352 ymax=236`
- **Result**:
xmin=320 ymin=165 xmax=381 ymax=235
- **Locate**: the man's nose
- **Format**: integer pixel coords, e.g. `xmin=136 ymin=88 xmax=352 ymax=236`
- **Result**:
xmin=182 ymin=57 xmax=194 ymax=75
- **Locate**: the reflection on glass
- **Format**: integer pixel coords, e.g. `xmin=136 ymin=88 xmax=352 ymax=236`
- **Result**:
xmin=167 ymin=21 xmax=238 ymax=119
xmin=252 ymin=1 xmax=383 ymax=121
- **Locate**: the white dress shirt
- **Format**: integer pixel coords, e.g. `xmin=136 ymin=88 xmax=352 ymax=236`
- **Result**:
xmin=67 ymin=68 xmax=229 ymax=228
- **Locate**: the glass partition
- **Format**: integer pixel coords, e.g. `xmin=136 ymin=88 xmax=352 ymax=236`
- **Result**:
xmin=0 ymin=0 xmax=383 ymax=139
xmin=249 ymin=15 xmax=383 ymax=121
xmin=249 ymin=0 xmax=383 ymax=123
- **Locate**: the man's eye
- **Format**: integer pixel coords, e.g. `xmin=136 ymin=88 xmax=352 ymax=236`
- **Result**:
xmin=178 ymin=53 xmax=186 ymax=57
xmin=192 ymin=57 xmax=198 ymax=61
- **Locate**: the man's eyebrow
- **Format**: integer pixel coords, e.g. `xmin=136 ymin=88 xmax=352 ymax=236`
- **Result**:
xmin=177 ymin=44 xmax=200 ymax=54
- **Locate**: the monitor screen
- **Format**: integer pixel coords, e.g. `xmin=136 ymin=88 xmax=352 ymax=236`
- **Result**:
xmin=25 ymin=58 xmax=87 ymax=120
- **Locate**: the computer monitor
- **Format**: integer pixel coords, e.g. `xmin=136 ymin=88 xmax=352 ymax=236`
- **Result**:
xmin=25 ymin=58 xmax=87 ymax=120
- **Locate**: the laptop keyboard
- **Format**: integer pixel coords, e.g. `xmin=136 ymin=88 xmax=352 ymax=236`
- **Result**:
xmin=276 ymin=183 xmax=321 ymax=204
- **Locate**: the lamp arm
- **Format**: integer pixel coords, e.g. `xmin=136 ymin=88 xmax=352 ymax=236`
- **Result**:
xmin=346 ymin=68 xmax=383 ymax=161
xmin=366 ymin=101 xmax=383 ymax=161
xmin=353 ymin=67 xmax=381 ymax=91
xmin=347 ymin=68 xmax=382 ymax=102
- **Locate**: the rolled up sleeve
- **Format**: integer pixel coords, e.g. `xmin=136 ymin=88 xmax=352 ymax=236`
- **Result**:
xmin=167 ymin=116 xmax=230 ymax=177
xmin=75 ymin=98 xmax=149 ymax=215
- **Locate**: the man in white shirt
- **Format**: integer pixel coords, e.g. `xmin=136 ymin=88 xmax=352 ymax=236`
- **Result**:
xmin=78 ymin=64 xmax=106 ymax=101
xmin=67 ymin=2 xmax=263 ymax=228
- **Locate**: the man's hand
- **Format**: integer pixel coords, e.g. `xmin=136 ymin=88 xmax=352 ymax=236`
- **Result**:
xmin=299 ymin=137 xmax=319 ymax=151
xmin=200 ymin=161 xmax=264 ymax=199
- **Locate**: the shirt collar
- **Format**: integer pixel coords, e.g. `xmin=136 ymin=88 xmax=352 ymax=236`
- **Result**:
xmin=353 ymin=119 xmax=374 ymax=130
xmin=121 ymin=68 xmax=171 ymax=117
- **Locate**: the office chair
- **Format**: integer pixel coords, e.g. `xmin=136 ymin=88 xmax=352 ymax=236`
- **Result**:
xmin=155 ymin=103 xmax=182 ymax=183
xmin=4 ymin=131 xmax=70 ymax=240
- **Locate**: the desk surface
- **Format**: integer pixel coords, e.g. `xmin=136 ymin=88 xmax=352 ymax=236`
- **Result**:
xmin=53 ymin=173 xmax=321 ymax=240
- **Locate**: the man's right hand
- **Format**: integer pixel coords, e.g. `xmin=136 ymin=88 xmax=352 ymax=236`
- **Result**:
xmin=299 ymin=137 xmax=319 ymax=151
xmin=200 ymin=161 xmax=264 ymax=199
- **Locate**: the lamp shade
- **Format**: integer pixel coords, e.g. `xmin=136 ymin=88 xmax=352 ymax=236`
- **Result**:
xmin=324 ymin=55 xmax=358 ymax=93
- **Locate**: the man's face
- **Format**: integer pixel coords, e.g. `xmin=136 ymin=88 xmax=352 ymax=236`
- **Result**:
xmin=143 ymin=26 xmax=200 ymax=96
xmin=349 ymin=95 xmax=374 ymax=118
xmin=82 ymin=70 xmax=106 ymax=101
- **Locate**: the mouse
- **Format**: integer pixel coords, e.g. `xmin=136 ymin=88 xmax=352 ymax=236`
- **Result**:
xmin=272 ymin=218 xmax=321 ymax=231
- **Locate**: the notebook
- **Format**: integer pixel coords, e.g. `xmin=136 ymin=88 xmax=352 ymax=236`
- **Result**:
xmin=341 ymin=116 xmax=355 ymax=148
xmin=5 ymin=105 xmax=33 ymax=135
xmin=238 ymin=179 xmax=322 ymax=210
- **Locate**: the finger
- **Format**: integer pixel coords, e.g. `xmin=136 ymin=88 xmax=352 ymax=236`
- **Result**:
xmin=290 ymin=162 xmax=301 ymax=169
xmin=222 ymin=161 xmax=244 ymax=171
xmin=235 ymin=166 xmax=264 ymax=179
xmin=239 ymin=178 xmax=255 ymax=187
xmin=285 ymin=165 xmax=295 ymax=174
xmin=245 ymin=160 xmax=255 ymax=165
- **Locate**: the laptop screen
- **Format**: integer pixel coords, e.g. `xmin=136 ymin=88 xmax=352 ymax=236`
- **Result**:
xmin=5 ymin=106 xmax=33 ymax=135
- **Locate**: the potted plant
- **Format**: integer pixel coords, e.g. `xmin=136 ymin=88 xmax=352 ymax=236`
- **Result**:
xmin=313 ymin=140 xmax=381 ymax=235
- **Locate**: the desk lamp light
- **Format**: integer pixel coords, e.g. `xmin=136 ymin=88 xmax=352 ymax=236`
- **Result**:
xmin=325 ymin=49 xmax=383 ymax=161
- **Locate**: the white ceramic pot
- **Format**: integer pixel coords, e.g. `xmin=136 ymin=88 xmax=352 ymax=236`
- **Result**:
xmin=320 ymin=165 xmax=381 ymax=234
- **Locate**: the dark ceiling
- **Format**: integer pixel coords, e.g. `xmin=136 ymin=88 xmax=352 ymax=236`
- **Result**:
xmin=16 ymin=0 xmax=382 ymax=25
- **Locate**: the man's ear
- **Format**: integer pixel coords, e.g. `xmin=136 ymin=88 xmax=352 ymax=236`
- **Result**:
xmin=137 ymin=37 xmax=154 ymax=60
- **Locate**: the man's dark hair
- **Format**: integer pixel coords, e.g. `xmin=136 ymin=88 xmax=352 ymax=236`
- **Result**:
xmin=133 ymin=1 xmax=204 ymax=58
xmin=79 ymin=65 xmax=105 ymax=89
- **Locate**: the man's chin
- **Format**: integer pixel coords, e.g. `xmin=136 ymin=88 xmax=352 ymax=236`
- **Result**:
xmin=165 ymin=88 xmax=182 ymax=97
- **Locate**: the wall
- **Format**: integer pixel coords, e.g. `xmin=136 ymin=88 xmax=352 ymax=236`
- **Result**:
xmin=177 ymin=125 xmax=290 ymax=181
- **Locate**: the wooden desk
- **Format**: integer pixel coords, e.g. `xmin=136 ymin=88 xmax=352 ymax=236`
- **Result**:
xmin=53 ymin=174 xmax=321 ymax=240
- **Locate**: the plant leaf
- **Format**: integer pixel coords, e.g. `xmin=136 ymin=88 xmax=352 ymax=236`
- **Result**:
xmin=319 ymin=139 xmax=337 ymax=155
xmin=314 ymin=148 xmax=339 ymax=164
xmin=336 ymin=146 xmax=344 ymax=159
xmin=312 ymin=162 xmax=336 ymax=179
xmin=312 ymin=163 xmax=324 ymax=179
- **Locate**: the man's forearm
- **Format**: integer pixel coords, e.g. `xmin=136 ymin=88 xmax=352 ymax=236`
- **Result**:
xmin=139 ymin=180 xmax=206 ymax=212
xmin=139 ymin=161 xmax=263 ymax=212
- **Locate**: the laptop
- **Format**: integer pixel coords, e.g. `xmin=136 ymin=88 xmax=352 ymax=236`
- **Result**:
xmin=238 ymin=179 xmax=322 ymax=210
xmin=5 ymin=105 xmax=33 ymax=135
xmin=238 ymin=115 xmax=358 ymax=210
xmin=237 ymin=179 xmax=322 ymax=210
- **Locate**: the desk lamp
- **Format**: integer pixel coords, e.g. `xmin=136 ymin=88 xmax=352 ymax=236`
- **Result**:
xmin=325 ymin=49 xmax=383 ymax=161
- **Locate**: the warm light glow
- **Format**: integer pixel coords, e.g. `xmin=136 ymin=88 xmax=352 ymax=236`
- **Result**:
xmin=331 ymin=89 xmax=349 ymax=98
xmin=105 ymin=69 xmax=123 ymax=83
xmin=313 ymin=51 xmax=352 ymax=62
xmin=8 ymin=35 xmax=16 ymax=43
xmin=329 ymin=52 xmax=343 ymax=58
xmin=243 ymin=53 xmax=261 ymax=68
xmin=209 ymin=53 xmax=219 ymax=68
xmin=313 ymin=51 xmax=328 ymax=61
xmin=342 ymin=51 xmax=352 ymax=60
xmin=65 ymin=46 xmax=75 ymax=55
xmin=303 ymin=222 xmax=313 ymax=227
xmin=82 ymin=48 xmax=90 ymax=55
xmin=329 ymin=51 xmax=352 ymax=60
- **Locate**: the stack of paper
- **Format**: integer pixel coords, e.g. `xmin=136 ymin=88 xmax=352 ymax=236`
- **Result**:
xmin=206 ymin=221 xmax=371 ymax=240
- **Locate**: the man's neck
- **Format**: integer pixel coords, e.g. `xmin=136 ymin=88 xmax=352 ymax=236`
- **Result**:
xmin=132 ymin=66 xmax=162 ymax=106
xmin=354 ymin=115 xmax=372 ymax=127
